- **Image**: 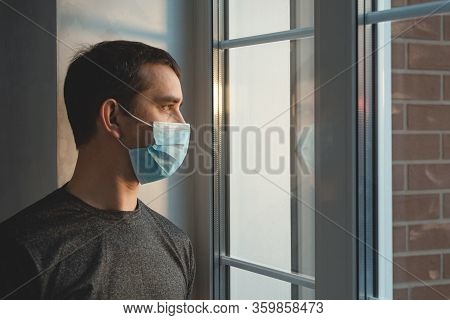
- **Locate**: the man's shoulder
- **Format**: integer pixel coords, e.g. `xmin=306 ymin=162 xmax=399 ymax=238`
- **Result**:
xmin=138 ymin=200 xmax=195 ymax=299
xmin=0 ymin=185 xmax=71 ymax=245
xmin=139 ymin=200 xmax=192 ymax=244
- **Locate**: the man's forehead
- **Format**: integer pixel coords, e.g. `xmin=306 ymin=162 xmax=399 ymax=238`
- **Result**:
xmin=138 ymin=64 xmax=183 ymax=103
xmin=139 ymin=63 xmax=179 ymax=84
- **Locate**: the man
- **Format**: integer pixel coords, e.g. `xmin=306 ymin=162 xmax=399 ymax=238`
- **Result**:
xmin=0 ymin=40 xmax=195 ymax=299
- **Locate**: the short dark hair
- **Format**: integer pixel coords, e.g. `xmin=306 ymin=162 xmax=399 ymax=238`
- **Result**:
xmin=63 ymin=40 xmax=181 ymax=149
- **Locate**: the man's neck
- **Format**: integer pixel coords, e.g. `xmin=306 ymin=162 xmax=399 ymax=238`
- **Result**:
xmin=65 ymin=148 xmax=139 ymax=212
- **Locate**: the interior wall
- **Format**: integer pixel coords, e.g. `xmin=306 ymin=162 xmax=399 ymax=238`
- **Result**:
xmin=192 ymin=0 xmax=213 ymax=300
xmin=0 ymin=0 xmax=57 ymax=222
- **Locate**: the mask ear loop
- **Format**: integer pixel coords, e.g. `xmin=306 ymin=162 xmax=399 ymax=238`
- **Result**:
xmin=117 ymin=137 xmax=130 ymax=150
xmin=116 ymin=102 xmax=155 ymax=149
xmin=117 ymin=102 xmax=154 ymax=127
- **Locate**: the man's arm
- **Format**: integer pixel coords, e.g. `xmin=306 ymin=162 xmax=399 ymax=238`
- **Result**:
xmin=0 ymin=236 xmax=41 ymax=299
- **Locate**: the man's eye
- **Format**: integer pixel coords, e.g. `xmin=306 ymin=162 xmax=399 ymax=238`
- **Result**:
xmin=161 ymin=105 xmax=171 ymax=111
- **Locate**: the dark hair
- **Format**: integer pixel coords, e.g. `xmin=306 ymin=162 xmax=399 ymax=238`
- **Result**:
xmin=63 ymin=40 xmax=181 ymax=149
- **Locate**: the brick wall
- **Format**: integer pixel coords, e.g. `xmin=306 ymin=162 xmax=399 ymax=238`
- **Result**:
xmin=391 ymin=0 xmax=450 ymax=299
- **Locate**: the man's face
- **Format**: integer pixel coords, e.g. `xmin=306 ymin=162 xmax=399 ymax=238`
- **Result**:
xmin=120 ymin=63 xmax=185 ymax=148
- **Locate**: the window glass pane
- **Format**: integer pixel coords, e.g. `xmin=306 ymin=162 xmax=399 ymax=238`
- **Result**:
xmin=383 ymin=11 xmax=450 ymax=299
xmin=228 ymin=36 xmax=315 ymax=288
xmin=229 ymin=40 xmax=291 ymax=273
xmin=227 ymin=0 xmax=313 ymax=39
xmin=230 ymin=266 xmax=314 ymax=299
xmin=226 ymin=0 xmax=314 ymax=299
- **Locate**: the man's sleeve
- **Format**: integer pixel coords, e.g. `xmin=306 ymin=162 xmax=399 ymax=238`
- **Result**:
xmin=0 ymin=236 xmax=42 ymax=299
xmin=186 ymin=240 xmax=196 ymax=300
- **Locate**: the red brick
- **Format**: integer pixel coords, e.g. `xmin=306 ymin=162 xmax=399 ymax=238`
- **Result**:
xmin=409 ymin=222 xmax=450 ymax=251
xmin=393 ymin=226 xmax=407 ymax=252
xmin=394 ymin=254 xmax=440 ymax=283
xmin=392 ymin=104 xmax=404 ymax=130
xmin=407 ymin=0 xmax=439 ymax=3
xmin=393 ymin=164 xmax=405 ymax=191
xmin=408 ymin=105 xmax=450 ymax=130
xmin=444 ymin=16 xmax=450 ymax=40
xmin=443 ymin=134 xmax=450 ymax=159
xmin=392 ymin=134 xmax=439 ymax=160
xmin=393 ymin=74 xmax=440 ymax=100
xmin=392 ymin=16 xmax=440 ymax=40
xmin=443 ymin=75 xmax=450 ymax=100
xmin=408 ymin=164 xmax=450 ymax=190
xmin=443 ymin=194 xmax=450 ymax=218
xmin=393 ymin=288 xmax=408 ymax=299
xmin=393 ymin=194 xmax=440 ymax=221
xmin=392 ymin=0 xmax=405 ymax=6
xmin=392 ymin=43 xmax=405 ymax=69
xmin=409 ymin=43 xmax=450 ymax=70
xmin=443 ymin=254 xmax=450 ymax=278
xmin=411 ymin=284 xmax=450 ymax=299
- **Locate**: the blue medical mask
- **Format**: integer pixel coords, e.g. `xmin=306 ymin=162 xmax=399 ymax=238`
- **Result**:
xmin=116 ymin=102 xmax=190 ymax=184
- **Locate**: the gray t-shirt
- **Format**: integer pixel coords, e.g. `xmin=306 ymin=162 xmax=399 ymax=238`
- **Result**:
xmin=0 ymin=183 xmax=195 ymax=300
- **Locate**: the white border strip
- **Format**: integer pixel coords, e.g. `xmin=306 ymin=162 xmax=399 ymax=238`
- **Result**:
xmin=376 ymin=0 xmax=393 ymax=300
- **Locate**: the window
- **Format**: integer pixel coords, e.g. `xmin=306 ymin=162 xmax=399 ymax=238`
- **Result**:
xmin=213 ymin=0 xmax=315 ymax=299
xmin=213 ymin=0 xmax=450 ymax=300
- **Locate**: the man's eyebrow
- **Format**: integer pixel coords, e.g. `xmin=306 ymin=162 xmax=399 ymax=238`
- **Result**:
xmin=155 ymin=95 xmax=183 ymax=105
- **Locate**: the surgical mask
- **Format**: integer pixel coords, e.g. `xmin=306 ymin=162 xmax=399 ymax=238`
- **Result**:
xmin=116 ymin=102 xmax=190 ymax=184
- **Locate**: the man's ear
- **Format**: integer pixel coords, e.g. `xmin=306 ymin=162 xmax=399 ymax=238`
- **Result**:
xmin=98 ymin=99 xmax=121 ymax=140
